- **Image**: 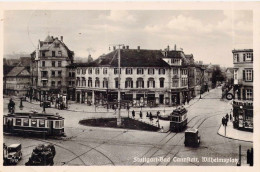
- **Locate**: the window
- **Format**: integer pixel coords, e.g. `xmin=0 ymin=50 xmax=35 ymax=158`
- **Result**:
xmin=76 ymin=77 xmax=80 ymax=86
xmin=159 ymin=78 xmax=164 ymax=88
xmin=234 ymin=70 xmax=238 ymax=80
xmin=42 ymin=61 xmax=45 ymax=67
xmin=95 ymin=68 xmax=100 ymax=75
xmin=114 ymin=68 xmax=119 ymax=74
xmin=52 ymin=61 xmax=55 ymax=67
xmin=58 ymin=61 xmax=62 ymax=67
xmin=125 ymin=78 xmax=133 ymax=88
xmin=173 ymin=69 xmax=178 ymax=75
xmin=181 ymin=69 xmax=187 ymax=75
xmin=95 ymin=78 xmax=100 ymax=87
xmin=52 ymin=51 xmax=55 ymax=57
xmin=58 ymin=51 xmax=62 ymax=56
xmin=82 ymin=77 xmax=86 ymax=86
xmin=51 ymin=71 xmax=55 ymax=77
xmin=31 ymin=119 xmax=37 ymax=127
xmin=23 ymin=118 xmax=29 ymax=126
xmin=42 ymin=80 xmax=48 ymax=87
xmin=126 ymin=68 xmax=133 ymax=75
xmin=115 ymin=78 xmax=119 ymax=88
xmin=137 ymin=68 xmax=144 ymax=75
xmin=246 ymin=89 xmax=253 ymax=100
xmin=58 ymin=71 xmax=62 ymax=77
xmin=58 ymin=81 xmax=61 ymax=86
xmin=159 ymin=69 xmax=165 ymax=75
xmin=244 ymin=69 xmax=253 ymax=81
xmin=147 ymin=78 xmax=155 ymax=88
xmin=55 ymin=43 xmax=59 ymax=48
xmin=172 ymin=79 xmax=179 ymax=87
xmin=39 ymin=119 xmax=45 ymax=127
xmin=181 ymin=78 xmax=188 ymax=86
xmin=103 ymin=68 xmax=107 ymax=74
xmin=51 ymin=81 xmax=55 ymax=87
xmin=148 ymin=68 xmax=154 ymax=75
xmin=246 ymin=53 xmax=253 ymax=61
xmin=42 ymin=52 xmax=45 ymax=57
xmin=88 ymin=68 xmax=92 ymax=74
xmin=72 ymin=72 xmax=75 ymax=77
xmin=77 ymin=69 xmax=80 ymax=74
xmin=136 ymin=78 xmax=144 ymax=88
xmin=88 ymin=77 xmax=92 ymax=87
xmin=55 ymin=121 xmax=60 ymax=128
xmin=103 ymin=78 xmax=108 ymax=88
xmin=15 ymin=119 xmax=21 ymax=126
xmin=233 ymin=54 xmax=239 ymax=62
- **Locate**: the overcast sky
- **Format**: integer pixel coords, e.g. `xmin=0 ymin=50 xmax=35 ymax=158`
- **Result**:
xmin=4 ymin=10 xmax=252 ymax=67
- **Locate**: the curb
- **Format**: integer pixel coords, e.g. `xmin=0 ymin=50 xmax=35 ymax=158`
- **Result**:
xmin=217 ymin=124 xmax=253 ymax=143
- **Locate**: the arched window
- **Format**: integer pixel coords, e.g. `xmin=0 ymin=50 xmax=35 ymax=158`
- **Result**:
xmin=82 ymin=77 xmax=86 ymax=87
xmin=76 ymin=77 xmax=80 ymax=87
xmin=95 ymin=77 xmax=100 ymax=87
xmin=136 ymin=78 xmax=144 ymax=88
xmin=147 ymin=78 xmax=155 ymax=88
xmin=88 ymin=77 xmax=92 ymax=87
xmin=125 ymin=78 xmax=133 ymax=88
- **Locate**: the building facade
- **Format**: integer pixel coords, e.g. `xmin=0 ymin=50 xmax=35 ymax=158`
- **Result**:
xmin=5 ymin=67 xmax=31 ymax=96
xmin=30 ymin=35 xmax=74 ymax=101
xmin=72 ymin=46 xmax=189 ymax=108
xmin=232 ymin=49 xmax=253 ymax=131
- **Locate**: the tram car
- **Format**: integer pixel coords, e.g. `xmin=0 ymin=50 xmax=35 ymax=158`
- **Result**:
xmin=169 ymin=106 xmax=188 ymax=132
xmin=3 ymin=112 xmax=65 ymax=136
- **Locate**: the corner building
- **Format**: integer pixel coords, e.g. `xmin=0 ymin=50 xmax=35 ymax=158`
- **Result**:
xmin=72 ymin=46 xmax=189 ymax=107
xmin=232 ymin=49 xmax=253 ymax=131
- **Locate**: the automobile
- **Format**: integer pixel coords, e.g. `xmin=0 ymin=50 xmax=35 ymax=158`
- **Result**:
xmin=184 ymin=128 xmax=200 ymax=147
xmin=5 ymin=144 xmax=22 ymax=165
xmin=40 ymin=101 xmax=51 ymax=108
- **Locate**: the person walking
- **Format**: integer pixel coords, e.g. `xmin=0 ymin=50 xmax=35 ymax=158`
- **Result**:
xmin=230 ymin=113 xmax=232 ymax=121
xmin=139 ymin=111 xmax=143 ymax=119
xmin=8 ymin=98 xmax=15 ymax=114
xmin=149 ymin=112 xmax=153 ymax=123
xmin=157 ymin=111 xmax=160 ymax=118
xmin=146 ymin=112 xmax=149 ymax=118
xmin=222 ymin=117 xmax=225 ymax=126
xmin=226 ymin=113 xmax=229 ymax=122
xmin=132 ymin=110 xmax=135 ymax=118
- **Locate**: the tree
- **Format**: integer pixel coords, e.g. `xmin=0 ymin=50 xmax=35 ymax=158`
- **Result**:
xmin=212 ymin=66 xmax=225 ymax=87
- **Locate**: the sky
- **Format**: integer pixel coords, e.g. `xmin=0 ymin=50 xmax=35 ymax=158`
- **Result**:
xmin=4 ymin=10 xmax=253 ymax=67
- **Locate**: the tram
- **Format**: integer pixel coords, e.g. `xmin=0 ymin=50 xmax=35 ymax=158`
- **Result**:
xmin=3 ymin=112 xmax=65 ymax=136
xmin=169 ymin=106 xmax=188 ymax=132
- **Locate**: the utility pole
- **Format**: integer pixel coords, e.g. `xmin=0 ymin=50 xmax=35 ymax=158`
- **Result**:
xmin=117 ymin=45 xmax=123 ymax=126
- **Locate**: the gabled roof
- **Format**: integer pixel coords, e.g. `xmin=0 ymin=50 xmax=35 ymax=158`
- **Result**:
xmin=6 ymin=66 xmax=30 ymax=77
xmin=95 ymin=49 xmax=170 ymax=68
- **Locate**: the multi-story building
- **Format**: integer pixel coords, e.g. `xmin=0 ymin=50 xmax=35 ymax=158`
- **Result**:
xmin=232 ymin=49 xmax=253 ymax=131
xmin=30 ymin=35 xmax=74 ymax=101
xmin=72 ymin=46 xmax=189 ymax=107
xmin=5 ymin=67 xmax=31 ymax=96
xmin=225 ymin=67 xmax=234 ymax=86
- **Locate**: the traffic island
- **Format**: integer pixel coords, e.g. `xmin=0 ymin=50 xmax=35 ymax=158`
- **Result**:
xmin=79 ymin=118 xmax=160 ymax=132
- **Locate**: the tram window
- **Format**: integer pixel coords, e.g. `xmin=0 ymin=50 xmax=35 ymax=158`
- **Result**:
xmin=31 ymin=119 xmax=37 ymax=127
xmin=55 ymin=121 xmax=60 ymax=128
xmin=172 ymin=116 xmax=179 ymax=122
xmin=39 ymin=119 xmax=45 ymax=127
xmin=16 ymin=119 xmax=22 ymax=126
xmin=23 ymin=118 xmax=29 ymax=126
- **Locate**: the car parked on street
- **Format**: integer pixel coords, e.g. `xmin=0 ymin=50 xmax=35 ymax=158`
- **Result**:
xmin=184 ymin=128 xmax=200 ymax=147
xmin=4 ymin=143 xmax=22 ymax=165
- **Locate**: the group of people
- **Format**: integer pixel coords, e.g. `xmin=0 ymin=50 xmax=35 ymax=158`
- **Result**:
xmin=222 ymin=113 xmax=233 ymax=126
xmin=131 ymin=110 xmax=160 ymax=126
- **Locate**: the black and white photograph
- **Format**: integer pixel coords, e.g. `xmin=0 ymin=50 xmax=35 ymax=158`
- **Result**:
xmin=1 ymin=1 xmax=259 ymax=169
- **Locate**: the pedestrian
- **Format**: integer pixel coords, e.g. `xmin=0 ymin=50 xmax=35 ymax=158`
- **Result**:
xmin=8 ymin=98 xmax=15 ymax=114
xmin=150 ymin=112 xmax=153 ymax=123
xmin=146 ymin=112 xmax=149 ymax=118
xmin=140 ymin=111 xmax=143 ymax=119
xmin=132 ymin=110 xmax=135 ymax=118
xmin=187 ymin=98 xmax=190 ymax=105
xmin=157 ymin=111 xmax=160 ymax=118
xmin=222 ymin=117 xmax=225 ymax=126
xmin=230 ymin=113 xmax=232 ymax=121
xmin=226 ymin=113 xmax=229 ymax=122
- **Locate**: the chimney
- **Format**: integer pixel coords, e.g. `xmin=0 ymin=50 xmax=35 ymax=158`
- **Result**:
xmin=60 ymin=36 xmax=63 ymax=42
xmin=167 ymin=45 xmax=170 ymax=51
xmin=126 ymin=45 xmax=129 ymax=49
xmin=174 ymin=44 xmax=176 ymax=51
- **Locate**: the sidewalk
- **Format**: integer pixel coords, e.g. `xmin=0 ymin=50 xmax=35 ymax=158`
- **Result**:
xmin=218 ymin=121 xmax=253 ymax=142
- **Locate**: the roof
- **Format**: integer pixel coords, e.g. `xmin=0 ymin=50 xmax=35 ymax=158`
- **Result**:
xmin=185 ymin=128 xmax=198 ymax=133
xmin=3 ymin=65 xmax=15 ymax=76
xmin=232 ymin=49 xmax=253 ymax=53
xmin=19 ymin=57 xmax=31 ymax=67
xmin=95 ymin=49 xmax=170 ymax=67
xmin=8 ymin=144 xmax=21 ymax=148
xmin=6 ymin=67 xmax=30 ymax=77
xmin=44 ymin=35 xmax=54 ymax=43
